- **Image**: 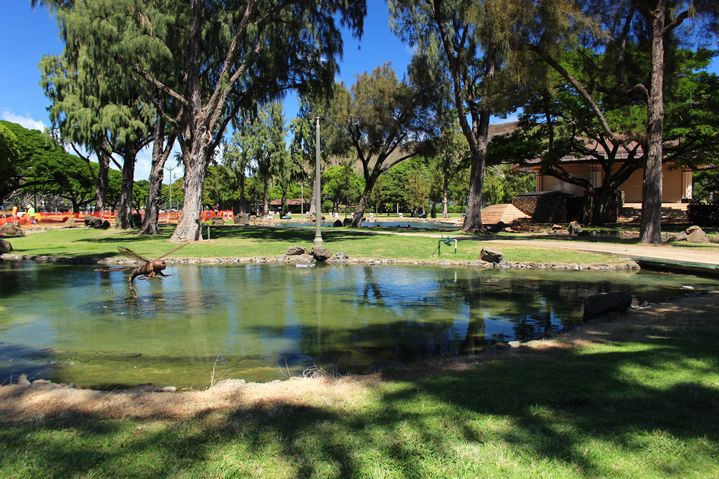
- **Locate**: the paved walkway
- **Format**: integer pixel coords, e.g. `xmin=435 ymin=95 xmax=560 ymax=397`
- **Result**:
xmin=484 ymin=239 xmax=719 ymax=266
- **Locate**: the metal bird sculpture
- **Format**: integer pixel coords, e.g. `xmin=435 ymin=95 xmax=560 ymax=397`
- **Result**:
xmin=118 ymin=243 xmax=188 ymax=298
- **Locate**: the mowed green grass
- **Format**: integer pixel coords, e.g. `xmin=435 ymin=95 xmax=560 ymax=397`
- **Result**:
xmin=7 ymin=226 xmax=626 ymax=264
xmin=1 ymin=300 xmax=718 ymax=478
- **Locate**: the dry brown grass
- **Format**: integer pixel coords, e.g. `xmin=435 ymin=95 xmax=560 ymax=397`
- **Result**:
xmin=0 ymin=375 xmax=379 ymax=423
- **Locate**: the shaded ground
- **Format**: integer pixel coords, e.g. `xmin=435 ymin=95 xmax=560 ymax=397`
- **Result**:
xmin=1 ymin=293 xmax=718 ymax=478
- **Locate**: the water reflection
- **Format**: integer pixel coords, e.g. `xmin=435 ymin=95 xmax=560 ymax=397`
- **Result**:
xmin=0 ymin=262 xmax=716 ymax=387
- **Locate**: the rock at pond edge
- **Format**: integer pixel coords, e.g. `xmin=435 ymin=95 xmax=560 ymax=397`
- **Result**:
xmin=311 ymin=246 xmax=333 ymax=262
xmin=286 ymin=246 xmax=306 ymax=256
xmin=583 ymin=292 xmax=632 ymax=320
xmin=0 ymin=239 xmax=12 ymax=254
xmin=480 ymin=248 xmax=503 ymax=264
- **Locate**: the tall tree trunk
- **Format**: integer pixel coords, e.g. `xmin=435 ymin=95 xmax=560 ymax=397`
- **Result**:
xmin=462 ymin=112 xmax=490 ymax=232
xmin=95 ymin=151 xmax=110 ymax=211
xmin=139 ymin=124 xmax=176 ymax=235
xmin=589 ymin=186 xmax=620 ymax=226
xmin=115 ymin=148 xmax=136 ymax=229
xmin=238 ymin=174 xmax=246 ymax=214
xmin=351 ymin=175 xmax=377 ymax=227
xmin=263 ymin=177 xmax=269 ymax=215
xmin=640 ymin=5 xmax=665 ymax=244
xmin=442 ymin=173 xmax=450 ymax=218
xmin=171 ymin=145 xmax=208 ymax=242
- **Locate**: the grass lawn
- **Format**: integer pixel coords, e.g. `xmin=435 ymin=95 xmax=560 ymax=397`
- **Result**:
xmin=6 ymin=226 xmax=627 ymax=264
xmin=1 ymin=296 xmax=718 ymax=478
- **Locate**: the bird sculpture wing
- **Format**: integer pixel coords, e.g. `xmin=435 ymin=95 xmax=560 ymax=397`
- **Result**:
xmin=117 ymin=246 xmax=151 ymax=263
xmin=153 ymin=242 xmax=189 ymax=261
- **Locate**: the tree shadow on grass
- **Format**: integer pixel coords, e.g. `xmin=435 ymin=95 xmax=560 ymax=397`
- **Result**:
xmin=1 ymin=303 xmax=718 ymax=478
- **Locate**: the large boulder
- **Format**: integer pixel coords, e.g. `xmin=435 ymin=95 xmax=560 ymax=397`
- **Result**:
xmin=0 ymin=239 xmax=12 ymax=254
xmin=211 ymin=217 xmax=225 ymax=226
xmin=0 ymin=223 xmax=24 ymax=237
xmin=568 ymin=221 xmax=583 ymax=235
xmin=583 ymin=292 xmax=632 ymax=320
xmin=685 ymin=225 xmax=709 ymax=243
xmin=286 ymin=246 xmax=306 ymax=256
xmin=310 ymin=246 xmax=333 ymax=262
xmin=480 ymin=247 xmax=503 ymax=264
xmin=85 ymin=216 xmax=105 ymax=228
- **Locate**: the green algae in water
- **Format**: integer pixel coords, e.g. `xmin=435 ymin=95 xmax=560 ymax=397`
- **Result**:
xmin=1 ymin=262 xmax=716 ymax=388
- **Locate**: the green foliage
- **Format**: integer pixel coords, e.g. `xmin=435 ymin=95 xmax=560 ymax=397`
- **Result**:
xmin=0 ymin=123 xmax=20 ymax=201
xmin=238 ymin=102 xmax=295 ymax=210
xmin=161 ymin=178 xmax=184 ymax=210
xmin=482 ymin=165 xmax=535 ymax=206
xmin=1 ymin=120 xmax=95 ymax=209
xmin=203 ymin=165 xmax=239 ymax=210
xmin=322 ymin=165 xmax=364 ymax=211
xmin=372 ymin=158 xmax=433 ymax=214
xmin=329 ymin=64 xmax=432 ymax=173
xmin=693 ymin=169 xmax=719 ymax=204
xmin=289 ymin=91 xmax=349 ymax=184
xmin=132 ymin=180 xmax=150 ymax=211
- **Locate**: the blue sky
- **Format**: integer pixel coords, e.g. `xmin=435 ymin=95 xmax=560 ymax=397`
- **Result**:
xmin=1 ymin=2 xmax=717 ymax=180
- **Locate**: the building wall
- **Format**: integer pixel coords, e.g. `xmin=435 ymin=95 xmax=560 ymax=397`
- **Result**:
xmin=536 ymin=164 xmax=692 ymax=203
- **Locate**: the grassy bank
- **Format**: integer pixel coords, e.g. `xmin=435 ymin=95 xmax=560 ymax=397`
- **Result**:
xmin=1 ymin=295 xmax=718 ymax=478
xmin=5 ymin=226 xmax=627 ymax=265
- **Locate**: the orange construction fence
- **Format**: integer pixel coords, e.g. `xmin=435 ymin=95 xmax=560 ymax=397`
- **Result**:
xmin=0 ymin=209 xmax=235 ymax=226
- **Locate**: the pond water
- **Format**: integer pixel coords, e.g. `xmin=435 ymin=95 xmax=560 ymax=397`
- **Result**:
xmin=1 ymin=262 xmax=716 ymax=388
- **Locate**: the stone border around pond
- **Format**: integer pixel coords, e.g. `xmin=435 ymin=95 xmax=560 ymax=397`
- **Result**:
xmin=0 ymin=252 xmax=639 ymax=271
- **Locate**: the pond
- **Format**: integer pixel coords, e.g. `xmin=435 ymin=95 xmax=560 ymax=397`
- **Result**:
xmin=1 ymin=262 xmax=716 ymax=389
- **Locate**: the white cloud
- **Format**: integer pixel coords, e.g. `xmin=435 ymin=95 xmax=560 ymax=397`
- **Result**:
xmin=0 ymin=111 xmax=47 ymax=131
xmin=134 ymin=141 xmax=184 ymax=182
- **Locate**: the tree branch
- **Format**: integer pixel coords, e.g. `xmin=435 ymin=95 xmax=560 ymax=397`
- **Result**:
xmin=132 ymin=66 xmax=188 ymax=106
xmin=664 ymin=9 xmax=689 ymax=34
xmin=533 ymin=46 xmax=616 ymax=141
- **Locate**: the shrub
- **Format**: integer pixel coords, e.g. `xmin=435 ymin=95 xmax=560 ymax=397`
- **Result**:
xmin=687 ymin=201 xmax=719 ymax=226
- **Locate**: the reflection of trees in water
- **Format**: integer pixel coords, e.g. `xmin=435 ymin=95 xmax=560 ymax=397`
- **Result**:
xmin=0 ymin=262 xmax=39 ymax=298
xmin=361 ymin=267 xmax=384 ymax=306
xmin=437 ymin=272 xmax=635 ymax=344
xmin=298 ymin=268 xmax=476 ymax=364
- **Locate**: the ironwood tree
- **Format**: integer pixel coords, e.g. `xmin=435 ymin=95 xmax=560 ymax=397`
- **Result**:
xmin=389 ymin=0 xmax=529 ymax=232
xmin=327 ymin=64 xmax=433 ymax=227
xmin=629 ymin=0 xmax=718 ymax=243
xmin=43 ymin=0 xmax=365 ymax=241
